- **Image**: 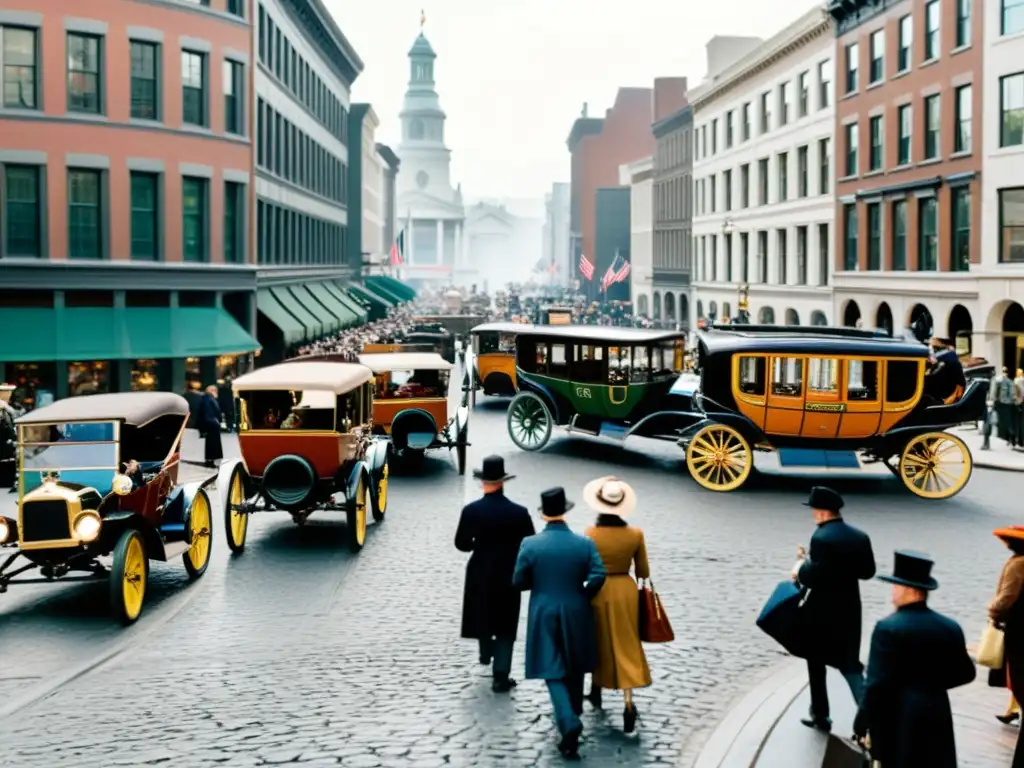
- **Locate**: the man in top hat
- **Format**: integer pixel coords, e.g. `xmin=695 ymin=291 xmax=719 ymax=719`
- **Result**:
xmin=853 ymin=551 xmax=975 ymax=767
xmin=455 ymin=455 xmax=535 ymax=692
xmin=926 ymin=336 xmax=966 ymax=403
xmin=794 ymin=486 xmax=876 ymax=732
xmin=513 ymin=488 xmax=606 ymax=758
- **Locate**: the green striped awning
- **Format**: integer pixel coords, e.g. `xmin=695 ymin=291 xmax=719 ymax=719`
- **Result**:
xmin=291 ymin=284 xmax=339 ymax=335
xmin=307 ymin=282 xmax=358 ymax=328
xmin=327 ymin=282 xmax=369 ymax=325
xmin=271 ymin=286 xmax=322 ymax=339
xmin=367 ymin=274 xmax=415 ymax=302
xmin=257 ymin=289 xmax=306 ymax=345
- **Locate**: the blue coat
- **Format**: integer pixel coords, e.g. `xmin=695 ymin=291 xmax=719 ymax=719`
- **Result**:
xmin=512 ymin=521 xmax=607 ymax=680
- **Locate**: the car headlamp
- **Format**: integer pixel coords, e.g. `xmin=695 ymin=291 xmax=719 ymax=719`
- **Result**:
xmin=72 ymin=511 xmax=102 ymax=542
xmin=0 ymin=516 xmax=9 ymax=544
xmin=111 ymin=473 xmax=133 ymax=496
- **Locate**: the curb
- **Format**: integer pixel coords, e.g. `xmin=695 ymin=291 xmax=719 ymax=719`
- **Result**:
xmin=692 ymin=659 xmax=807 ymax=768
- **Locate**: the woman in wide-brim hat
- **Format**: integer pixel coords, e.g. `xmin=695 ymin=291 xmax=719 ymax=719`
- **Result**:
xmin=990 ymin=526 xmax=1024 ymax=737
xmin=581 ymin=475 xmax=650 ymax=734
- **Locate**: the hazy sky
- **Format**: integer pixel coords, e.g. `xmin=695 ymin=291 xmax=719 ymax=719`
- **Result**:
xmin=328 ymin=0 xmax=822 ymax=200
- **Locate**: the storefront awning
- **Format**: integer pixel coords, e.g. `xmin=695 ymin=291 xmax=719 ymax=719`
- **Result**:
xmin=363 ymin=278 xmax=405 ymax=305
xmin=291 ymin=283 xmax=339 ymax=336
xmin=307 ymin=282 xmax=358 ymax=329
xmin=257 ymin=289 xmax=306 ymax=345
xmin=347 ymin=284 xmax=391 ymax=321
xmin=324 ymin=282 xmax=369 ymax=326
xmin=367 ymin=275 xmax=415 ymax=302
xmin=271 ymin=286 xmax=322 ymax=339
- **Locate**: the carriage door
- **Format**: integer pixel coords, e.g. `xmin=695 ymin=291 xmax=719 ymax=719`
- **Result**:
xmin=569 ymin=344 xmax=607 ymax=418
xmin=841 ymin=359 xmax=883 ymax=438
xmin=764 ymin=356 xmax=806 ymax=436
xmin=799 ymin=358 xmax=842 ymax=439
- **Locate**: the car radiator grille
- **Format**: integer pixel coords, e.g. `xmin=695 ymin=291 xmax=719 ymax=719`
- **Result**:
xmin=20 ymin=499 xmax=72 ymax=542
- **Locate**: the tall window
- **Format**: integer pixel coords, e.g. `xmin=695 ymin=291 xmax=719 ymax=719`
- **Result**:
xmin=182 ymin=176 xmax=207 ymax=261
xmin=723 ymin=169 xmax=732 ymax=212
xmin=740 ymin=163 xmax=750 ymax=208
xmin=758 ymin=157 xmax=769 ymax=205
xmin=2 ymin=27 xmax=37 ymax=109
xmin=818 ymin=223 xmax=830 ymax=285
xmin=777 ymin=229 xmax=788 ymax=284
xmin=819 ymin=138 xmax=831 ymax=194
xmin=710 ymin=174 xmax=717 ymax=213
xmin=797 ymin=145 xmax=808 ymax=197
xmin=898 ymin=105 xmax=912 ymax=164
xmin=845 ymin=42 xmax=858 ymax=94
xmin=869 ymin=29 xmax=884 ymax=83
xmin=129 ymin=41 xmax=158 ymax=120
xmin=223 ymin=59 xmax=243 ymax=134
xmin=757 ymin=230 xmax=768 ymax=282
xmin=924 ymin=95 xmax=940 ymax=159
xmin=227 ymin=0 xmax=245 ymax=16
xmin=68 ymin=169 xmax=102 ymax=259
xmin=67 ymin=33 xmax=101 ymax=113
xmin=843 ymin=203 xmax=858 ymax=270
xmin=1005 ymin=0 xmax=1024 ymax=35
xmin=740 ymin=232 xmax=750 ymax=282
xmin=724 ymin=233 xmax=733 ymax=282
xmin=779 ymin=81 xmax=790 ymax=126
xmin=818 ymin=60 xmax=831 ymax=109
xmin=898 ymin=15 xmax=913 ymax=71
xmin=181 ymin=50 xmax=206 ymax=127
xmin=725 ymin=111 xmax=734 ymax=148
xmin=130 ymin=172 xmax=158 ymax=260
xmin=1001 ymin=73 xmax=1024 ymax=147
xmin=741 ymin=102 xmax=751 ymax=141
xmin=798 ymin=71 xmax=809 ymax=117
xmin=955 ymin=85 xmax=972 ymax=152
xmin=224 ymin=181 xmax=243 ymax=263
xmin=845 ymin=122 xmax=858 ymax=177
xmin=892 ymin=200 xmax=907 ymax=270
xmin=1000 ymin=188 xmax=1024 ymax=263
xmin=796 ymin=225 xmax=808 ymax=284
xmin=4 ymin=165 xmax=41 ymax=256
xmin=777 ymin=152 xmax=788 ymax=202
xmin=711 ymin=118 xmax=718 ymax=154
xmin=760 ymin=91 xmax=771 ymax=133
xmin=918 ymin=198 xmax=938 ymax=270
xmin=951 ymin=187 xmax=970 ymax=271
xmin=869 ymin=115 xmax=883 ymax=171
xmin=867 ymin=202 xmax=882 ymax=270
xmin=956 ymin=0 xmax=972 ymax=46
xmin=925 ymin=1 xmax=940 ymax=60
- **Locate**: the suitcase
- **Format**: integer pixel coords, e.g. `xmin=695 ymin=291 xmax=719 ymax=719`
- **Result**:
xmin=756 ymin=579 xmax=810 ymax=658
xmin=822 ymin=734 xmax=870 ymax=768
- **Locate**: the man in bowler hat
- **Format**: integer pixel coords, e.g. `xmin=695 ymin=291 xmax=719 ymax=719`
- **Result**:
xmin=455 ymin=455 xmax=535 ymax=692
xmin=795 ymin=486 xmax=875 ymax=731
xmin=854 ymin=551 xmax=975 ymax=767
xmin=513 ymin=488 xmax=606 ymax=758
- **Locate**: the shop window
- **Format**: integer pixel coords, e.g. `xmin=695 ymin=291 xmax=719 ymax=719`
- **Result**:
xmin=771 ymin=357 xmax=804 ymax=396
xmin=68 ymin=361 xmax=109 ymax=395
xmin=6 ymin=362 xmax=55 ymax=410
xmin=185 ymin=357 xmax=202 ymax=392
xmin=131 ymin=360 xmax=159 ymax=391
xmin=885 ymin=360 xmax=920 ymax=402
xmin=808 ymin=358 xmax=839 ymax=393
xmin=738 ymin=356 xmax=766 ymax=396
xmin=847 ymin=360 xmax=878 ymax=400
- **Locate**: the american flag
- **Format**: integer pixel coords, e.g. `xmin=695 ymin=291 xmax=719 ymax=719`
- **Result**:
xmin=578 ymin=253 xmax=595 ymax=280
xmin=389 ymin=230 xmax=405 ymax=266
xmin=601 ymin=252 xmax=631 ymax=291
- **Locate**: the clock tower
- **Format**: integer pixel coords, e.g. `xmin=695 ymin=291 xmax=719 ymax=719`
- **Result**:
xmin=395 ymin=18 xmax=469 ymax=288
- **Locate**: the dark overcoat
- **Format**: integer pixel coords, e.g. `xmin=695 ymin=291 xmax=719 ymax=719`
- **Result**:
xmin=797 ymin=517 xmax=875 ymax=669
xmin=512 ymin=521 xmax=606 ymax=680
xmin=853 ymin=602 xmax=976 ymax=768
xmin=454 ymin=490 xmax=535 ymax=640
xmin=198 ymin=394 xmax=223 ymax=461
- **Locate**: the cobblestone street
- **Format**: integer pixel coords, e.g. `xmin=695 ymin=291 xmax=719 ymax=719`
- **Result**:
xmin=1 ymin=392 xmax=1021 ymax=766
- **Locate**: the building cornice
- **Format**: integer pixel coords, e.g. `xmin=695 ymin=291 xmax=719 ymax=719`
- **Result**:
xmin=691 ymin=10 xmax=832 ymax=113
xmin=652 ymin=105 xmax=692 ymax=138
xmin=828 ymin=0 xmax=907 ymax=36
xmin=375 ymin=143 xmax=400 ymax=170
xmin=280 ymin=0 xmax=364 ymax=86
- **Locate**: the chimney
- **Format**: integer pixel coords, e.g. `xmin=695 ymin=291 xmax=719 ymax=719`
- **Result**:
xmin=653 ymin=77 xmax=688 ymax=122
xmin=582 ymin=102 xmax=588 ymax=117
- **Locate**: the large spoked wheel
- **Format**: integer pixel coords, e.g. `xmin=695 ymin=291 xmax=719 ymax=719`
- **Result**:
xmin=346 ymin=472 xmax=368 ymax=553
xmin=898 ymin=431 xmax=972 ymax=499
xmin=372 ymin=456 xmax=389 ymax=523
xmin=685 ymin=424 xmax=753 ymax=492
xmin=183 ymin=489 xmax=213 ymax=578
xmin=507 ymin=392 xmax=553 ymax=451
xmin=456 ymin=423 xmax=468 ymax=476
xmin=110 ymin=529 xmax=148 ymax=625
xmin=224 ymin=464 xmax=249 ymax=555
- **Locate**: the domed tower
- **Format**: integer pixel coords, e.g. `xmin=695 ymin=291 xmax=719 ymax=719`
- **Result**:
xmin=398 ymin=27 xmax=453 ymax=193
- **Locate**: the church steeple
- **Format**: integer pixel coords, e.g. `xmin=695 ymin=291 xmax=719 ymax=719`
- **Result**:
xmin=399 ymin=15 xmax=445 ymax=146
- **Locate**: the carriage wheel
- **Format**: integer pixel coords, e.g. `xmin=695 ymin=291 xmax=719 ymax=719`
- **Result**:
xmin=507 ymin=392 xmax=552 ymax=451
xmin=685 ymin=424 xmax=753 ymax=492
xmin=346 ymin=472 xmax=368 ymax=552
xmin=225 ymin=464 xmax=248 ymax=554
xmin=110 ymin=529 xmax=148 ymax=625
xmin=898 ymin=432 xmax=972 ymax=500
xmin=373 ymin=457 xmax=389 ymax=522
xmin=183 ymin=489 xmax=212 ymax=578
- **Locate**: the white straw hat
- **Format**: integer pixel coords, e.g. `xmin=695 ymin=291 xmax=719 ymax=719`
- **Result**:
xmin=582 ymin=476 xmax=637 ymax=517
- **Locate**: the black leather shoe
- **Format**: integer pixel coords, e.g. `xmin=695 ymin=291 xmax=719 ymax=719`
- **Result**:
xmin=800 ymin=716 xmax=832 ymax=732
xmin=558 ymin=725 xmax=582 ymax=758
xmin=479 ymin=654 xmax=491 ymax=666
xmin=996 ymin=712 xmax=1021 ymax=725
xmin=623 ymin=704 xmax=639 ymax=734
xmin=492 ymin=677 xmax=517 ymax=693
xmin=585 ymin=689 xmax=602 ymax=709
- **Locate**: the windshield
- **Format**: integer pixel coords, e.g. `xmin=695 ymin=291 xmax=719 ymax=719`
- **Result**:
xmin=374 ymin=369 xmax=449 ymax=398
xmin=18 ymin=421 xmax=119 ymax=493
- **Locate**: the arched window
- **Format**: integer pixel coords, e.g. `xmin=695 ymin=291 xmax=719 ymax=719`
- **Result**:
xmin=653 ymin=292 xmax=662 ymax=320
xmin=723 ymin=302 xmax=732 ymax=321
xmin=784 ymin=308 xmax=800 ymax=325
xmin=409 ymin=119 xmax=425 ymax=140
xmin=843 ymin=300 xmax=861 ymax=328
xmin=758 ymin=306 xmax=775 ymax=324
xmin=875 ymin=302 xmax=893 ymax=336
xmin=810 ymin=310 xmax=828 ymax=326
xmin=637 ymin=294 xmax=649 ymax=317
xmin=665 ymin=293 xmax=676 ymax=321
xmin=679 ymin=294 xmax=689 ymax=327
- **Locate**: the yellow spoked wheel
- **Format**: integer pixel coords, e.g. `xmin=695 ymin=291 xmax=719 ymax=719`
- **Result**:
xmin=686 ymin=424 xmax=753 ymax=492
xmin=183 ymin=489 xmax=212 ymax=578
xmin=898 ymin=431 xmax=972 ymax=499
xmin=225 ymin=464 xmax=248 ymax=554
xmin=346 ymin=473 xmax=368 ymax=553
xmin=110 ymin=529 xmax=148 ymax=625
xmin=373 ymin=459 xmax=389 ymax=523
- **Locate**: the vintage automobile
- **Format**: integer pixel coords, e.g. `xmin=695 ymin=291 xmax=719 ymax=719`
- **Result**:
xmin=466 ymin=321 xmax=524 ymax=401
xmin=358 ymin=352 xmax=470 ymax=475
xmin=0 ymin=385 xmax=16 ymax=487
xmin=405 ymin=323 xmax=458 ymax=364
xmin=0 ymin=392 xmax=212 ymax=624
xmin=505 ymin=325 xmax=688 ymax=452
xmin=678 ymin=325 xmax=986 ymax=498
xmin=218 ymin=361 xmax=390 ymax=554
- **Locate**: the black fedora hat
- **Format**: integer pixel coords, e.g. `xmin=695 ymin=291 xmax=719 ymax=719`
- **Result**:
xmin=803 ymin=485 xmax=844 ymax=513
xmin=473 ymin=455 xmax=515 ymax=483
xmin=878 ymin=550 xmax=938 ymax=591
xmin=538 ymin=487 xmax=574 ymax=516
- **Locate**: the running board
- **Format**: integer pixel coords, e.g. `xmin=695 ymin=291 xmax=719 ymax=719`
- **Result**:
xmin=566 ymin=415 xmax=600 ymax=436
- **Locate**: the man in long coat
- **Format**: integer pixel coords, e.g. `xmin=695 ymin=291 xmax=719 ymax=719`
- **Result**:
xmin=854 ymin=550 xmax=976 ymax=767
xmin=513 ymin=487 xmax=606 ymax=758
xmin=795 ymin=486 xmax=875 ymax=731
xmin=198 ymin=386 xmax=223 ymax=468
xmin=455 ymin=455 xmax=534 ymax=692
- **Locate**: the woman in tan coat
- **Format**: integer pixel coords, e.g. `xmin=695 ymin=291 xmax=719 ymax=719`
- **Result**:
xmin=989 ymin=526 xmax=1024 ymax=763
xmin=582 ymin=476 xmax=651 ymax=734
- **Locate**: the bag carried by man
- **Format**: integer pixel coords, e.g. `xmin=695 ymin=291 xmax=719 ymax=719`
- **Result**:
xmin=756 ymin=579 xmax=810 ymax=658
xmin=823 ymin=734 xmax=872 ymax=768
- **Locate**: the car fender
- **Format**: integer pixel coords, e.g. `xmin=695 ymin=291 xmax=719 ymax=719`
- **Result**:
xmin=216 ymin=457 xmax=248 ymax=524
xmin=101 ymin=509 xmax=166 ymax=560
xmin=346 ymin=461 xmax=371 ymax=501
xmin=365 ymin=439 xmax=390 ymax=474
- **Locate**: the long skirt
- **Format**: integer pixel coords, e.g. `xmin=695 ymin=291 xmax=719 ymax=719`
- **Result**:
xmin=204 ymin=427 xmax=223 ymax=462
xmin=591 ymin=574 xmax=651 ymax=690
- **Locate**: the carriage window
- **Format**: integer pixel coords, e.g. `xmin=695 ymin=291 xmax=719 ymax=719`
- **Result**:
xmin=771 ymin=358 xmax=804 ymax=396
xmin=498 ymin=333 xmax=516 ymax=353
xmin=549 ymin=344 xmax=568 ymax=378
xmin=571 ymin=344 xmax=605 ymax=384
xmin=477 ymin=333 xmax=500 ymax=354
xmin=524 ymin=342 xmax=546 ymax=374
xmin=808 ymin=358 xmax=839 ymax=393
xmin=631 ymin=347 xmax=652 ymax=384
xmin=885 ymin=360 xmax=919 ymax=403
xmin=847 ymin=360 xmax=878 ymax=400
xmin=652 ymin=342 xmax=680 ymax=378
xmin=608 ymin=346 xmax=630 ymax=385
xmin=738 ymin=356 xmax=766 ymax=395
xmin=339 ymin=387 xmax=362 ymax=430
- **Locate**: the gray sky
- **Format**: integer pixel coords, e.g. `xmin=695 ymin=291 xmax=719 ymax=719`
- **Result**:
xmin=329 ymin=0 xmax=823 ymax=200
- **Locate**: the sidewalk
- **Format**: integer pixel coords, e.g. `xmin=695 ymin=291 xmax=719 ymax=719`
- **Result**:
xmin=692 ymin=659 xmax=1017 ymax=768
xmin=955 ymin=424 xmax=1024 ymax=472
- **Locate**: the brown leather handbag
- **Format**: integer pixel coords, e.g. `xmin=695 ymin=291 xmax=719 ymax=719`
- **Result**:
xmin=638 ymin=579 xmax=674 ymax=643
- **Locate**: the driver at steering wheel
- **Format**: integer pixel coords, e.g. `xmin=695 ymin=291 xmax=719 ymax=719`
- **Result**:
xmin=122 ymin=459 xmax=145 ymax=490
